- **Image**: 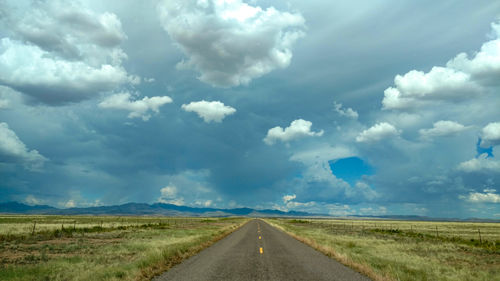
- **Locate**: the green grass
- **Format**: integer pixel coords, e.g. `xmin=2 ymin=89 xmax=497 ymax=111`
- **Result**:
xmin=266 ymin=218 xmax=500 ymax=281
xmin=0 ymin=215 xmax=247 ymax=281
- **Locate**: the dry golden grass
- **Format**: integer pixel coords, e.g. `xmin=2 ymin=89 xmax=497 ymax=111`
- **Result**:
xmin=266 ymin=218 xmax=500 ymax=281
xmin=0 ymin=215 xmax=248 ymax=281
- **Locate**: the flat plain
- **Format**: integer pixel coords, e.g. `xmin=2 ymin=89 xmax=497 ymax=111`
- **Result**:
xmin=0 ymin=215 xmax=247 ymax=281
xmin=267 ymin=218 xmax=500 ymax=281
xmin=1 ymin=216 xmax=499 ymax=281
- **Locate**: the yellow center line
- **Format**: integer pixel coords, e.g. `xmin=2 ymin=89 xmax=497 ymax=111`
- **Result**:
xmin=259 ymin=247 xmax=263 ymax=254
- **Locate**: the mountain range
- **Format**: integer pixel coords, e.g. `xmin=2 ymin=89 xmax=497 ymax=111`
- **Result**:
xmin=1 ymin=202 xmax=498 ymax=222
xmin=0 ymin=201 xmax=314 ymax=217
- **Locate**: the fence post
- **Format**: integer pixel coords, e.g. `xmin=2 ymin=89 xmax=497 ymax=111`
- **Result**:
xmin=478 ymin=229 xmax=482 ymax=243
xmin=435 ymin=226 xmax=439 ymax=237
xmin=73 ymin=220 xmax=76 ymax=230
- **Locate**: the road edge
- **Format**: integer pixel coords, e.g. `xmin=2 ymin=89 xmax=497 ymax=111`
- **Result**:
xmin=263 ymin=219 xmax=395 ymax=281
xmin=139 ymin=219 xmax=250 ymax=281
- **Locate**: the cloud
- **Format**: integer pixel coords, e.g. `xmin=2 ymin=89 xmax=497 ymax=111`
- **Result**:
xmin=158 ymin=185 xmax=185 ymax=205
xmin=157 ymin=0 xmax=305 ymax=87
xmin=0 ymin=1 xmax=136 ymax=105
xmin=333 ymin=102 xmax=358 ymax=119
xmin=480 ymin=122 xmax=500 ymax=147
xmin=382 ymin=67 xmax=478 ymax=109
xmin=419 ymin=120 xmax=470 ymax=139
xmin=64 ymin=200 xmax=76 ymax=208
xmin=356 ymin=122 xmax=400 ymax=143
xmin=461 ymin=189 xmax=500 ymax=203
xmin=327 ymin=204 xmax=354 ymax=216
xmin=99 ymin=92 xmax=172 ymax=121
xmin=24 ymin=195 xmax=46 ymax=206
xmin=457 ymin=153 xmax=500 ymax=173
xmin=181 ymin=100 xmax=236 ymax=123
xmin=290 ymin=145 xmax=354 ymax=164
xmin=160 ymin=186 xmax=177 ymax=198
xmin=282 ymin=194 xmax=296 ymax=203
xmin=264 ymin=119 xmax=324 ymax=145
xmin=359 ymin=206 xmax=387 ymax=216
xmin=156 ymin=169 xmax=217 ymax=207
xmin=193 ymin=199 xmax=213 ymax=207
xmin=0 ymin=98 xmax=8 ymax=109
xmin=354 ymin=181 xmax=380 ymax=201
xmin=382 ymin=21 xmax=500 ymax=110
xmin=0 ymin=122 xmax=46 ymax=170
xmin=447 ymin=22 xmax=500 ymax=86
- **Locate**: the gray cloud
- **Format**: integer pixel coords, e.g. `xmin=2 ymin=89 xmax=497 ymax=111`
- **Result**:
xmin=157 ymin=0 xmax=305 ymax=87
xmin=0 ymin=0 xmax=137 ymax=105
xmin=0 ymin=122 xmax=46 ymax=170
xmin=99 ymin=92 xmax=172 ymax=121
xmin=480 ymin=122 xmax=500 ymax=147
xmin=458 ymin=154 xmax=500 ymax=173
xmin=333 ymin=101 xmax=358 ymax=119
xmin=419 ymin=120 xmax=470 ymax=139
xmin=382 ymin=21 xmax=500 ymax=110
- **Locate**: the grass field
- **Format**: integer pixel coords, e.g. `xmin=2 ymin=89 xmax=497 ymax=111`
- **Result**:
xmin=0 ymin=215 xmax=247 ymax=281
xmin=266 ymin=218 xmax=500 ymax=281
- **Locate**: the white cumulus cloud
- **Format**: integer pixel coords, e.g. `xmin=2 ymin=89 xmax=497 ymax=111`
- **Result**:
xmin=0 ymin=1 xmax=136 ymax=105
xmin=382 ymin=67 xmax=478 ymax=109
xmin=264 ymin=119 xmax=324 ymax=145
xmin=181 ymin=100 xmax=236 ymax=123
xmin=419 ymin=120 xmax=469 ymax=139
xmin=99 ymin=92 xmax=172 ymax=121
xmin=158 ymin=185 xmax=185 ymax=205
xmin=382 ymin=21 xmax=500 ymax=110
xmin=457 ymin=154 xmax=500 ymax=173
xmin=356 ymin=122 xmax=400 ymax=143
xmin=157 ymin=0 xmax=305 ymax=87
xmin=480 ymin=122 xmax=500 ymax=147
xmin=461 ymin=189 xmax=500 ymax=203
xmin=160 ymin=185 xmax=177 ymax=198
xmin=447 ymin=22 xmax=500 ymax=86
xmin=282 ymin=194 xmax=296 ymax=203
xmin=0 ymin=122 xmax=46 ymax=170
xmin=333 ymin=102 xmax=358 ymax=119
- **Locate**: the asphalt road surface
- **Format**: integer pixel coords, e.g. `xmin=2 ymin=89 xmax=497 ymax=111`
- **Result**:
xmin=154 ymin=219 xmax=371 ymax=281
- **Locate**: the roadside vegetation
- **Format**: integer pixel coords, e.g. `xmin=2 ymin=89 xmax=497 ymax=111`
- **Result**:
xmin=0 ymin=215 xmax=247 ymax=281
xmin=266 ymin=218 xmax=500 ymax=281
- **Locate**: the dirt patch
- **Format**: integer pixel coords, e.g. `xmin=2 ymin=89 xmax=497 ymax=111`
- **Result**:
xmin=0 ymin=235 xmax=125 ymax=265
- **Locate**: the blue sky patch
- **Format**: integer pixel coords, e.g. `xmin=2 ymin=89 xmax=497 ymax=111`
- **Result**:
xmin=476 ymin=138 xmax=494 ymax=158
xmin=328 ymin=157 xmax=374 ymax=185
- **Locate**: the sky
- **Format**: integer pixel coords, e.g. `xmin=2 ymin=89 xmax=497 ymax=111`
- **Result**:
xmin=1 ymin=0 xmax=500 ymax=219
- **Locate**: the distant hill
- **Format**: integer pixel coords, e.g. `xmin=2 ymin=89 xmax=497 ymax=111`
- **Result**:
xmin=2 ymin=202 xmax=498 ymax=222
xmin=0 ymin=201 xmax=57 ymax=214
xmin=0 ymin=201 xmax=314 ymax=217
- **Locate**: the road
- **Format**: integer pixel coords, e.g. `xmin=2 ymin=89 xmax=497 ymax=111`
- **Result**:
xmin=154 ymin=219 xmax=371 ymax=281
